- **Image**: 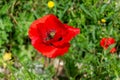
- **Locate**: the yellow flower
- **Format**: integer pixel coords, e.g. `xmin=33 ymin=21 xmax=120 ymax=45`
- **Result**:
xmin=101 ymin=19 xmax=106 ymax=23
xmin=3 ymin=52 xmax=12 ymax=61
xmin=48 ymin=1 xmax=55 ymax=8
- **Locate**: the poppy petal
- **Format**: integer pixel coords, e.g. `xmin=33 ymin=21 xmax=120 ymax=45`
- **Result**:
xmin=53 ymin=24 xmax=80 ymax=46
xmin=33 ymin=39 xmax=70 ymax=58
xmin=63 ymin=24 xmax=80 ymax=42
xmin=29 ymin=14 xmax=48 ymax=37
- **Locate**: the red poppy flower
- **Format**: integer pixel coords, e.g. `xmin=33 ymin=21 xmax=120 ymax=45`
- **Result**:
xmin=100 ymin=37 xmax=116 ymax=53
xmin=28 ymin=14 xmax=80 ymax=58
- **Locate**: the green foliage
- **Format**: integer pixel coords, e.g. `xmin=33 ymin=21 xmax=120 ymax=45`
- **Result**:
xmin=0 ymin=0 xmax=120 ymax=80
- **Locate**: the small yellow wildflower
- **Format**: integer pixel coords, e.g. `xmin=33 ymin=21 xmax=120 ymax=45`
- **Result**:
xmin=3 ymin=52 xmax=12 ymax=61
xmin=48 ymin=1 xmax=55 ymax=8
xmin=101 ymin=19 xmax=106 ymax=23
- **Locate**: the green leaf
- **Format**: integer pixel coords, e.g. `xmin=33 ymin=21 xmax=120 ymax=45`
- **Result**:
xmin=80 ymin=4 xmax=92 ymax=17
xmin=100 ymin=4 xmax=108 ymax=14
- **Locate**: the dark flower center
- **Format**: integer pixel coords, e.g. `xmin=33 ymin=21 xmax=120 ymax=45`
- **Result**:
xmin=45 ymin=31 xmax=63 ymax=46
xmin=58 ymin=37 xmax=63 ymax=41
xmin=46 ymin=31 xmax=56 ymax=41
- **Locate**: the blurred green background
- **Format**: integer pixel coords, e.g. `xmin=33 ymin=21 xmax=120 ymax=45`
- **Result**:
xmin=0 ymin=0 xmax=120 ymax=80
